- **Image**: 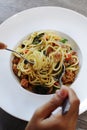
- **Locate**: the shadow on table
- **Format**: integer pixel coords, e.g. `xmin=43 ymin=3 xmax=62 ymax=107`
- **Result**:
xmin=0 ymin=108 xmax=28 ymax=130
xmin=1 ymin=107 xmax=87 ymax=130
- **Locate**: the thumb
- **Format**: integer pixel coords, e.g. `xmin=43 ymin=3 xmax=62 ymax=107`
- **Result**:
xmin=35 ymin=86 xmax=68 ymax=119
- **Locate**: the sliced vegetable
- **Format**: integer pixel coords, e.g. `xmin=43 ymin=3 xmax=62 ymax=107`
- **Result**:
xmin=55 ymin=62 xmax=60 ymax=69
xmin=32 ymin=33 xmax=44 ymax=44
xmin=24 ymin=59 xmax=29 ymax=64
xmin=65 ymin=53 xmax=72 ymax=61
xmin=46 ymin=46 xmax=53 ymax=55
xmin=43 ymin=50 xmax=46 ymax=55
xmin=21 ymin=44 xmax=25 ymax=48
xmin=54 ymin=81 xmax=59 ymax=86
xmin=23 ymin=49 xmax=29 ymax=54
xmin=52 ymin=86 xmax=60 ymax=93
xmin=32 ymin=85 xmax=50 ymax=94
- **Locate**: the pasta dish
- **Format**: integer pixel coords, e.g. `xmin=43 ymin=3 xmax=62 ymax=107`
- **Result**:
xmin=12 ymin=30 xmax=79 ymax=94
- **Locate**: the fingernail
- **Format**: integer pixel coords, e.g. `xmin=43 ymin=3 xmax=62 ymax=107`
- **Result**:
xmin=56 ymin=89 xmax=67 ymax=98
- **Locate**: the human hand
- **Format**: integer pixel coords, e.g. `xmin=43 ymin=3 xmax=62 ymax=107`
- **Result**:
xmin=25 ymin=86 xmax=80 ymax=130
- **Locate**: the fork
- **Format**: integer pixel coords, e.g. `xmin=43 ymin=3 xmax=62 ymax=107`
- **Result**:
xmin=58 ymin=64 xmax=70 ymax=115
xmin=59 ymin=64 xmax=65 ymax=87
xmin=0 ymin=42 xmax=34 ymax=65
xmin=5 ymin=48 xmax=34 ymax=65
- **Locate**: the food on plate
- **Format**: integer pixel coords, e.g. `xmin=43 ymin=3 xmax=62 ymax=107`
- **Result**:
xmin=12 ymin=30 xmax=79 ymax=94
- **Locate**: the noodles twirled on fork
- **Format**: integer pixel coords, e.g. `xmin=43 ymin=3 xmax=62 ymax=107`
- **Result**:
xmin=12 ymin=31 xmax=79 ymax=94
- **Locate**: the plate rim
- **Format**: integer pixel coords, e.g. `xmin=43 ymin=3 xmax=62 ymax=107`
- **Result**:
xmin=0 ymin=6 xmax=87 ymax=121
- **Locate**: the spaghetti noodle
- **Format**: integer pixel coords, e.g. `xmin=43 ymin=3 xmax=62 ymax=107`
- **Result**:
xmin=12 ymin=30 xmax=79 ymax=94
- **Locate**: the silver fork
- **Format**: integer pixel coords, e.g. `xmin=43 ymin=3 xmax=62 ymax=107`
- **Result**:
xmin=59 ymin=64 xmax=65 ymax=87
xmin=0 ymin=42 xmax=34 ymax=65
xmin=58 ymin=64 xmax=70 ymax=115
xmin=5 ymin=48 xmax=34 ymax=65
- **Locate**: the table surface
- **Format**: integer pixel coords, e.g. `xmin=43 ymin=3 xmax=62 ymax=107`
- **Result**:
xmin=0 ymin=0 xmax=87 ymax=130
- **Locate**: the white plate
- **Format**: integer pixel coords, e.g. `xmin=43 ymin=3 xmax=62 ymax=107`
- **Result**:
xmin=0 ymin=6 xmax=87 ymax=121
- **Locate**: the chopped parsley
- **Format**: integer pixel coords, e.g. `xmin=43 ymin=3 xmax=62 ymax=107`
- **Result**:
xmin=60 ymin=38 xmax=68 ymax=43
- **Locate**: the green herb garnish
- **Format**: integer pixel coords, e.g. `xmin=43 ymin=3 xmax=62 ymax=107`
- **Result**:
xmin=32 ymin=33 xmax=44 ymax=44
xmin=60 ymin=38 xmax=68 ymax=43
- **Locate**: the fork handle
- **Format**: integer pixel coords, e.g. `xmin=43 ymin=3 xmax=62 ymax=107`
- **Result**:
xmin=62 ymin=98 xmax=70 ymax=114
